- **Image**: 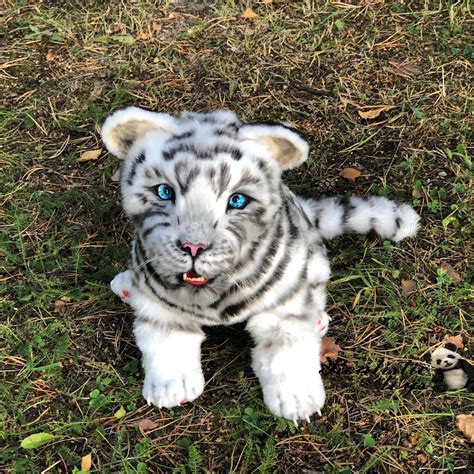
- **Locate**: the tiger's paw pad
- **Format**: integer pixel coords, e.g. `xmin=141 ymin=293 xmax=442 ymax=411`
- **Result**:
xmin=142 ymin=368 xmax=205 ymax=409
xmin=262 ymin=372 xmax=325 ymax=422
xmin=111 ymin=270 xmax=133 ymax=301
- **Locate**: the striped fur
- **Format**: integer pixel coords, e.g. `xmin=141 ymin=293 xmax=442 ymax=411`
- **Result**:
xmin=104 ymin=107 xmax=420 ymax=421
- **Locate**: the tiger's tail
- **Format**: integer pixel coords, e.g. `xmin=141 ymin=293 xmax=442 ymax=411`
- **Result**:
xmin=301 ymin=196 xmax=420 ymax=242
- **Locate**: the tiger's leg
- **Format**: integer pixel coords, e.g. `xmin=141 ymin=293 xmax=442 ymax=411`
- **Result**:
xmin=135 ymin=321 xmax=205 ymax=408
xmin=111 ymin=271 xmax=205 ymax=407
xmin=247 ymin=313 xmax=325 ymax=422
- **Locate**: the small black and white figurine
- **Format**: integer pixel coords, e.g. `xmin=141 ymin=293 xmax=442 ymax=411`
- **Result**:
xmin=428 ymin=342 xmax=474 ymax=392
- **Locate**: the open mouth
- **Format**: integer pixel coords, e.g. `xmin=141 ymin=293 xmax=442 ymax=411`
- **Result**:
xmin=182 ymin=272 xmax=209 ymax=286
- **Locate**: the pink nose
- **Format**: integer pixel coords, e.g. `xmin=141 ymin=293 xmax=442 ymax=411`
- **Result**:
xmin=182 ymin=241 xmax=207 ymax=257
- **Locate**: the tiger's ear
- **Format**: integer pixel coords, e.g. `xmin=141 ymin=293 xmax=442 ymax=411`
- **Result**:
xmin=102 ymin=106 xmax=176 ymax=159
xmin=238 ymin=123 xmax=309 ymax=170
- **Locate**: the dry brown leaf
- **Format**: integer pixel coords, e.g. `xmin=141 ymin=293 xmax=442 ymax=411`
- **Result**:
xmin=358 ymin=105 xmax=395 ymax=119
xmin=111 ymin=168 xmax=121 ymax=182
xmin=320 ymin=337 xmax=341 ymax=363
xmin=401 ymin=279 xmax=416 ymax=296
xmin=417 ymin=454 xmax=428 ymax=464
xmin=241 ymin=8 xmax=258 ymax=19
xmin=46 ymin=51 xmax=55 ymax=62
xmin=340 ymin=167 xmax=361 ymax=182
xmin=386 ymin=60 xmax=421 ymax=78
xmin=152 ymin=21 xmax=162 ymax=33
xmin=440 ymin=263 xmax=462 ymax=284
xmin=443 ymin=334 xmax=464 ymax=349
xmin=412 ymin=187 xmax=423 ymax=198
xmin=137 ymin=419 xmax=158 ymax=431
xmin=77 ymin=148 xmax=102 ymax=162
xmin=54 ymin=300 xmax=66 ymax=312
xmin=89 ymin=81 xmax=104 ymax=100
xmin=456 ymin=415 xmax=474 ymax=443
xmin=81 ymin=453 xmax=92 ymax=472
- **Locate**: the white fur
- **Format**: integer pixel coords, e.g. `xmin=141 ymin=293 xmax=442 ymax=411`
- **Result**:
xmin=302 ymin=195 xmax=420 ymax=242
xmin=136 ymin=324 xmax=205 ymax=408
xmin=392 ymin=203 xmax=420 ymax=241
xmin=248 ymin=313 xmax=325 ymax=420
xmin=102 ymin=107 xmax=177 ymax=159
xmin=104 ymin=107 xmax=420 ymax=421
xmin=239 ymin=124 xmax=309 ymax=170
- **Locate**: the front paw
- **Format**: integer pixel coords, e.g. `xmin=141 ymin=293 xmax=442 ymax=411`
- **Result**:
xmin=111 ymin=270 xmax=133 ymax=302
xmin=261 ymin=370 xmax=325 ymax=422
xmin=142 ymin=367 xmax=205 ymax=408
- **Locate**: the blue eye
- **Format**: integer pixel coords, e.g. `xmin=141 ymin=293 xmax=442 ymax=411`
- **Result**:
xmin=155 ymin=184 xmax=175 ymax=201
xmin=228 ymin=193 xmax=249 ymax=210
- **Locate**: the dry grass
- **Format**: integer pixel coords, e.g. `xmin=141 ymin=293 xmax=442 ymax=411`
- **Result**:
xmin=1 ymin=1 xmax=473 ymax=472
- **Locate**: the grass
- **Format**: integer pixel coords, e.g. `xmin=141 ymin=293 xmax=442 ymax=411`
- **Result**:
xmin=1 ymin=0 xmax=473 ymax=472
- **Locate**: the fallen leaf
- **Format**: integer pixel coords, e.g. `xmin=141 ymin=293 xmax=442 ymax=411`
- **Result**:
xmin=54 ymin=300 xmax=66 ymax=312
xmin=456 ymin=415 xmax=474 ymax=443
xmin=89 ymin=81 xmax=104 ymax=100
xmin=77 ymin=148 xmax=102 ymax=162
xmin=401 ymin=279 xmax=416 ymax=296
xmin=137 ymin=418 xmax=159 ymax=431
xmin=81 ymin=453 xmax=92 ymax=472
xmin=21 ymin=433 xmax=56 ymax=450
xmin=386 ymin=60 xmax=421 ymax=78
xmin=241 ymin=7 xmax=257 ymax=19
xmin=440 ymin=263 xmax=462 ymax=284
xmin=152 ymin=21 xmax=162 ymax=33
xmin=443 ymin=334 xmax=464 ymax=349
xmin=340 ymin=167 xmax=361 ymax=182
xmin=111 ymin=168 xmax=121 ymax=182
xmin=114 ymin=406 xmax=126 ymax=419
xmin=320 ymin=337 xmax=342 ymax=363
xmin=358 ymin=105 xmax=395 ymax=119
xmin=46 ymin=51 xmax=55 ymax=61
xmin=137 ymin=32 xmax=151 ymax=40
xmin=412 ymin=187 xmax=423 ymax=198
xmin=417 ymin=454 xmax=428 ymax=464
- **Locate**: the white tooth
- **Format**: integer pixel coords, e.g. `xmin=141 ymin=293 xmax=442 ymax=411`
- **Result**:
xmin=317 ymin=409 xmax=322 ymax=416
xmin=293 ymin=420 xmax=298 ymax=428
xmin=306 ymin=415 xmax=310 ymax=423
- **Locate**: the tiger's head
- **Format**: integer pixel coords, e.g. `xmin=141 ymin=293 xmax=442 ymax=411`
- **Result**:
xmin=102 ymin=106 xmax=309 ymax=303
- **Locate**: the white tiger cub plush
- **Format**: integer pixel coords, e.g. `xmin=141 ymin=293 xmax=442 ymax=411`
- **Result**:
xmin=102 ymin=106 xmax=419 ymax=422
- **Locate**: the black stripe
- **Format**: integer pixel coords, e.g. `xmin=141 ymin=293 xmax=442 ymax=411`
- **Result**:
xmin=163 ymin=143 xmax=197 ymax=161
xmin=210 ymin=213 xmax=283 ymax=310
xmin=127 ymin=153 xmax=146 ymax=186
xmin=246 ymin=261 xmax=308 ymax=319
xmin=283 ymin=197 xmax=300 ymax=240
xmin=142 ymin=222 xmax=171 ymax=238
xmin=134 ymin=192 xmax=149 ymax=205
xmin=174 ymin=165 xmax=200 ymax=195
xmin=131 ymin=207 xmax=169 ymax=227
xmin=245 ymin=121 xmax=307 ymax=141
xmin=217 ymin=162 xmax=231 ymax=197
xmin=135 ymin=235 xmax=176 ymax=291
xmin=169 ymin=131 xmax=194 ymax=141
